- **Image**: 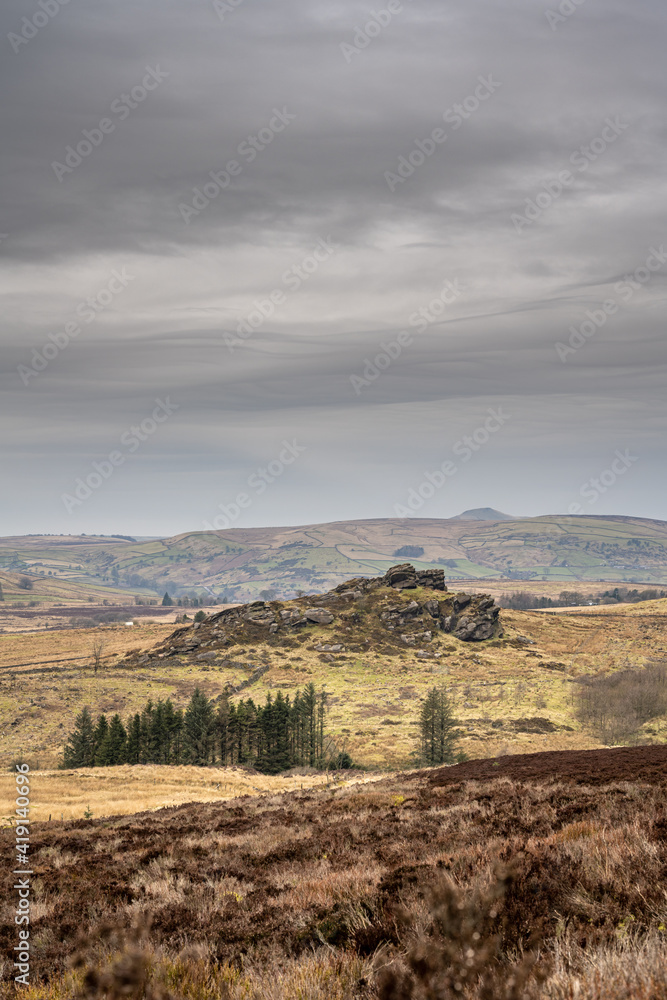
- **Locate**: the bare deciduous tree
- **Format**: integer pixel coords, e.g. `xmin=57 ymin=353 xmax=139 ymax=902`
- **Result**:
xmin=91 ymin=637 xmax=107 ymax=675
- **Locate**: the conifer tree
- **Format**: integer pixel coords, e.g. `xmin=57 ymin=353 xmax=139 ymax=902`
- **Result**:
xmin=139 ymin=701 xmax=156 ymax=763
xmin=182 ymin=688 xmax=215 ymax=765
xmin=217 ymin=697 xmax=231 ymax=766
xmin=302 ymin=683 xmax=319 ymax=766
xmin=150 ymin=701 xmax=168 ymax=764
xmin=93 ymin=715 xmax=109 ymax=762
xmin=162 ymin=699 xmax=183 ymax=764
xmin=125 ymin=713 xmax=141 ymax=764
xmin=417 ymin=686 xmax=459 ymax=766
xmin=233 ymin=699 xmax=258 ymax=764
xmin=61 ymin=707 xmax=96 ymax=768
xmin=95 ymin=714 xmax=127 ymax=765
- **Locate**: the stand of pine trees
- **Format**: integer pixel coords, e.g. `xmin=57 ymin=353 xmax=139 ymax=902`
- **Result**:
xmin=61 ymin=683 xmax=330 ymax=774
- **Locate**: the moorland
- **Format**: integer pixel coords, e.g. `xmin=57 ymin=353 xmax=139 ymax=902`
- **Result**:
xmin=3 ymin=746 xmax=667 ymax=999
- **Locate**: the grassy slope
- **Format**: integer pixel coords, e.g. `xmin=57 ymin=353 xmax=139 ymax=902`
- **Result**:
xmin=3 ymin=514 xmax=667 ymax=605
xmin=3 ymin=597 xmax=667 ymax=772
xmin=0 ymin=568 xmax=135 ymax=607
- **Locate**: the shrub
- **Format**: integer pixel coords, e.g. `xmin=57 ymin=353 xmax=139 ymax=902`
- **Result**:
xmin=8 ymin=755 xmax=38 ymax=772
xmin=575 ymin=661 xmax=667 ymax=743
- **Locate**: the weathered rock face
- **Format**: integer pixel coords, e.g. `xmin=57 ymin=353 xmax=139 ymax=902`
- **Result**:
xmin=383 ymin=563 xmax=418 ymax=589
xmin=242 ymin=603 xmax=275 ymax=627
xmin=379 ymin=564 xmax=447 ymax=591
xmin=414 ymin=568 xmax=447 ymax=591
xmin=304 ymin=608 xmax=335 ymax=625
xmin=334 ymin=563 xmax=447 ymax=596
xmin=381 ymin=591 xmax=501 ymax=642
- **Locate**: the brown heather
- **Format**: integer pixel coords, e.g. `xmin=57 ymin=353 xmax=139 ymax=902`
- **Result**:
xmin=3 ymin=745 xmax=667 ymax=998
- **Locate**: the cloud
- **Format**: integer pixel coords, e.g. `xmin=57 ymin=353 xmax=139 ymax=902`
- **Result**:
xmin=1 ymin=0 xmax=665 ymax=532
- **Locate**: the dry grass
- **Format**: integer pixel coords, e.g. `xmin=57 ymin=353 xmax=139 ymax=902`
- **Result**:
xmin=0 ymin=764 xmax=380 ymax=822
xmin=0 ymin=621 xmax=174 ymax=669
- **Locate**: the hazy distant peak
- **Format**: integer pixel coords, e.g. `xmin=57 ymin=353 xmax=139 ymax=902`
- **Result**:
xmin=452 ymin=508 xmax=515 ymax=521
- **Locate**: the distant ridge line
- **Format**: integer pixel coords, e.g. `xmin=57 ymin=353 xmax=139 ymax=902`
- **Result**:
xmin=451 ymin=507 xmax=515 ymax=521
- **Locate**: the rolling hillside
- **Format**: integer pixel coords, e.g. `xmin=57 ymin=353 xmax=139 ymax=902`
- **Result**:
xmin=3 ymin=561 xmax=667 ymax=772
xmin=2 ymin=513 xmax=667 ymax=604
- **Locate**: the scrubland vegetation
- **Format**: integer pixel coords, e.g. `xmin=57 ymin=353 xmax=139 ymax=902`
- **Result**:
xmin=574 ymin=660 xmax=667 ymax=744
xmin=500 ymin=586 xmax=667 ymax=609
xmin=3 ymin=747 xmax=667 ymax=999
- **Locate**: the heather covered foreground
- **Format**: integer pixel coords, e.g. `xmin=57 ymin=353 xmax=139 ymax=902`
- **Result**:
xmin=425 ymin=743 xmax=667 ymax=787
xmin=3 ymin=746 xmax=667 ymax=998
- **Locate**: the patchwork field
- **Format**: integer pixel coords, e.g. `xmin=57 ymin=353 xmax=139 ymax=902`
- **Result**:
xmin=3 ymin=512 xmax=667 ymax=607
xmin=0 ymin=567 xmax=136 ymax=611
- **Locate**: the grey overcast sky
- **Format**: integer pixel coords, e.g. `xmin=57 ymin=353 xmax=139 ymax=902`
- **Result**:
xmin=1 ymin=0 xmax=665 ymax=536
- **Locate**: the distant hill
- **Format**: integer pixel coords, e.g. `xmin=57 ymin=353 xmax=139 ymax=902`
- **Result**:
xmin=3 ymin=514 xmax=667 ymax=603
xmin=452 ymin=508 xmax=515 ymax=521
xmin=0 ymin=567 xmax=136 ymax=608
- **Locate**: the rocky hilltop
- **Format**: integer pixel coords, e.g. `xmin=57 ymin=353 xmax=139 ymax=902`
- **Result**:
xmin=126 ymin=564 xmax=502 ymax=672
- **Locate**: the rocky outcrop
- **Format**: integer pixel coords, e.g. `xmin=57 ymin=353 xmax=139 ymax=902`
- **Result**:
xmin=334 ymin=563 xmax=447 ymax=596
xmin=126 ymin=564 xmax=501 ymax=667
xmin=383 ymin=563 xmax=418 ymax=589
xmin=414 ymin=568 xmax=447 ymax=591
xmin=381 ymin=590 xmax=501 ymax=642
